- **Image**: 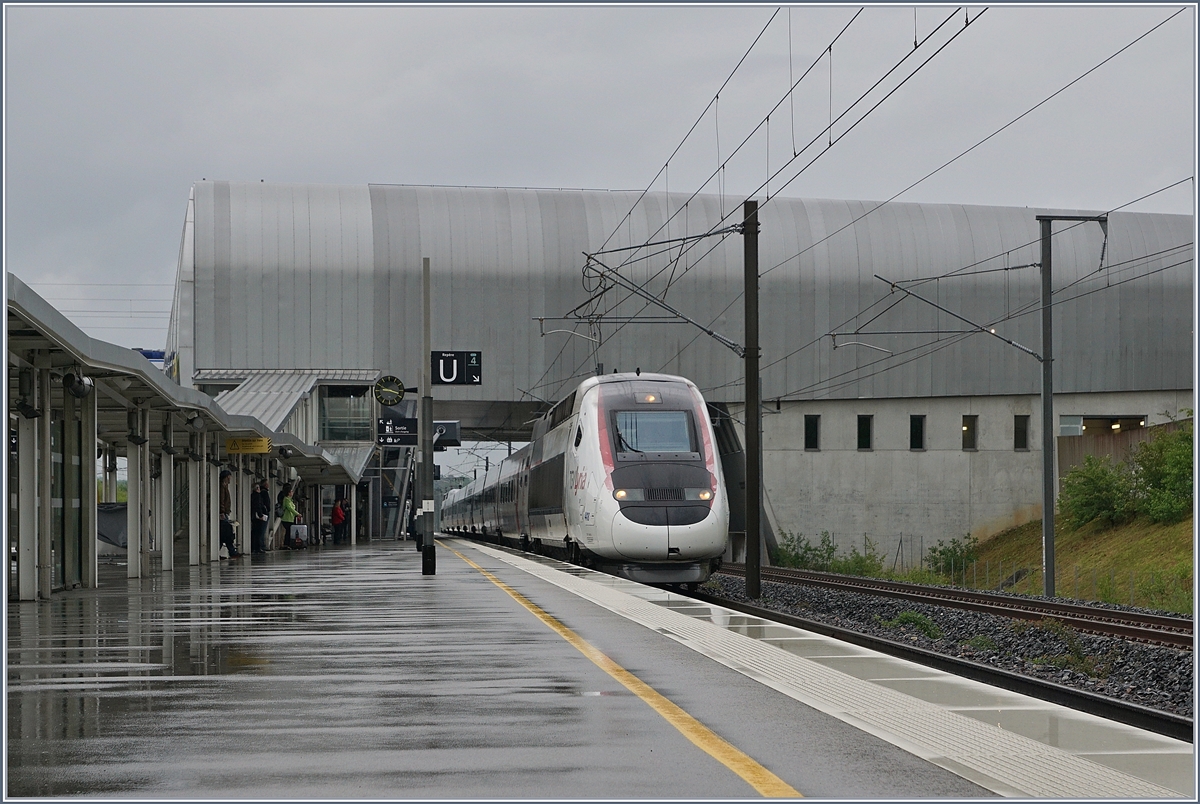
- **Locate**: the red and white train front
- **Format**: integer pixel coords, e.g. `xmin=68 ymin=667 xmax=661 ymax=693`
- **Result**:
xmin=568 ymin=373 xmax=728 ymax=583
xmin=442 ymin=372 xmax=729 ymax=585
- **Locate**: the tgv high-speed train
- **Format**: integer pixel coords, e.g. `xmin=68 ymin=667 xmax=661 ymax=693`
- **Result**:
xmin=442 ymin=372 xmax=729 ymax=586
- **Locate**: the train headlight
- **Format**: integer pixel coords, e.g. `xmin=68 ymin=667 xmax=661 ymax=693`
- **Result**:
xmin=684 ymin=488 xmax=714 ymax=501
xmin=613 ymin=489 xmax=645 ymax=501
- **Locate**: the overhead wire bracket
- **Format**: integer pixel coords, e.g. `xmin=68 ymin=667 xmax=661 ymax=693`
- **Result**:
xmin=876 ymin=273 xmax=1043 ymax=362
xmin=584 ymin=254 xmax=746 ymax=358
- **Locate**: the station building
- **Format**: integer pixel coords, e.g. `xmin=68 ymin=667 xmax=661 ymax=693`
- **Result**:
xmin=160 ymin=181 xmax=1193 ymax=565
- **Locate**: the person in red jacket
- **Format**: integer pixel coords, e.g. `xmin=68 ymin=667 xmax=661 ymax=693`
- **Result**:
xmin=331 ymin=496 xmax=346 ymax=544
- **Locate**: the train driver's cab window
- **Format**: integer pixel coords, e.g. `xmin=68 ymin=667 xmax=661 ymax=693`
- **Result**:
xmin=612 ymin=410 xmax=698 ymax=458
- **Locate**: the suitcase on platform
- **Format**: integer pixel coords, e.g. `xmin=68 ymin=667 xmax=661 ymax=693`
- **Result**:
xmin=290 ymin=524 xmax=309 ymax=546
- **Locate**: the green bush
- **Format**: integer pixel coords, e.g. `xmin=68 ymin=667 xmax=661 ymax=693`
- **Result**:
xmin=1128 ymin=422 xmax=1193 ymax=523
xmin=1058 ymin=454 xmax=1133 ymax=529
xmin=834 ymin=537 xmax=884 ymax=577
xmin=775 ymin=531 xmax=836 ymax=570
xmin=925 ymin=534 xmax=979 ymax=575
xmin=774 ymin=532 xmax=885 ymax=577
xmin=1058 ymin=420 xmax=1193 ymax=529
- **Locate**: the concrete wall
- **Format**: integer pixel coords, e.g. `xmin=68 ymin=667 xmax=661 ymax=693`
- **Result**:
xmin=729 ymin=389 xmax=1191 ymax=568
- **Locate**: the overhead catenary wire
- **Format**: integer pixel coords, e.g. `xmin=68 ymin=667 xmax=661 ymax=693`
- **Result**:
xmin=521 ymin=9 xmax=783 ymax=404
xmin=591 ymin=8 xmax=781 ymax=261
xmin=667 ymin=169 xmax=1193 ymax=396
xmin=757 ymin=7 xmax=1188 ymax=282
xmin=544 ymin=7 xmax=1188 ymax=402
xmin=580 ymin=7 xmax=968 ymax=322
xmin=742 ymin=255 xmax=1190 ymax=402
xmin=568 ymin=8 xmax=866 ymax=297
xmin=792 ymin=258 xmax=1191 ymax=401
xmin=698 ymin=220 xmax=1192 ymax=399
xmin=546 ymin=7 xmax=957 ymax=396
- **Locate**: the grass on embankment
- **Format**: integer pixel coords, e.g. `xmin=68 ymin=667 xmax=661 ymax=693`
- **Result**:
xmin=969 ymin=516 xmax=1193 ymax=614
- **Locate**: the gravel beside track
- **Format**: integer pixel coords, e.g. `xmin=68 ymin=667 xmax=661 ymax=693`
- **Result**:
xmin=704 ymin=573 xmax=1194 ymax=719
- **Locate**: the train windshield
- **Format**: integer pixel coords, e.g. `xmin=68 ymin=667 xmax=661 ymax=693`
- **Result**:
xmin=613 ymin=410 xmax=696 ymax=455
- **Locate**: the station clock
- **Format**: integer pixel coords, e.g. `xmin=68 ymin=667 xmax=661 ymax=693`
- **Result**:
xmin=374 ymin=375 xmax=405 ymax=407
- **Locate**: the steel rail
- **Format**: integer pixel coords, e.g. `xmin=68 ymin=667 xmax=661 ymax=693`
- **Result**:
xmin=719 ymin=564 xmax=1194 ymax=650
xmin=685 ymin=589 xmax=1193 ymax=743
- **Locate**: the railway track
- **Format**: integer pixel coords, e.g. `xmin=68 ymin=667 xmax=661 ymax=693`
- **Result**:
xmin=683 ymin=587 xmax=1193 ymax=743
xmin=718 ymin=564 xmax=1194 ymax=650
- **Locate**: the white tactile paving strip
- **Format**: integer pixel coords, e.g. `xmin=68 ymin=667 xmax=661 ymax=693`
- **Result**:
xmin=451 ymin=540 xmax=1192 ymax=798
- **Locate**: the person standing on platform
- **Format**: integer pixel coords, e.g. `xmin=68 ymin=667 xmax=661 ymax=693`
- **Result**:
xmin=281 ymin=485 xmax=300 ymax=549
xmin=331 ymin=496 xmax=346 ymax=545
xmin=219 ymin=470 xmax=241 ymax=559
xmin=251 ymin=479 xmax=270 ymax=554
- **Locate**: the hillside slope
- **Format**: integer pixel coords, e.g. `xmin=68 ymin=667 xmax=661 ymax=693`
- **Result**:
xmin=973 ymin=516 xmax=1193 ymax=613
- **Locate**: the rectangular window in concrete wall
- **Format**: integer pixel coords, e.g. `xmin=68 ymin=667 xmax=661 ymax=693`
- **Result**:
xmin=804 ymin=415 xmax=820 ymax=450
xmin=857 ymin=415 xmax=873 ymax=450
xmin=1014 ymin=415 xmax=1030 ymax=450
xmin=910 ymin=415 xmax=925 ymax=450
xmin=962 ymin=414 xmax=978 ymax=451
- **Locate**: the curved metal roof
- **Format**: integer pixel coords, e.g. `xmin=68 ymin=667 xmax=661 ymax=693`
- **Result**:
xmin=170 ymin=182 xmax=1193 ymax=404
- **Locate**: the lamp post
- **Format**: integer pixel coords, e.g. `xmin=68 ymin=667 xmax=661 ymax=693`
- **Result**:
xmin=421 ymin=256 xmax=436 ymax=575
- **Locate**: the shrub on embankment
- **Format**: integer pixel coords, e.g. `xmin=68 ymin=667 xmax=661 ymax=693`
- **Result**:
xmin=1059 ymin=419 xmax=1193 ymax=528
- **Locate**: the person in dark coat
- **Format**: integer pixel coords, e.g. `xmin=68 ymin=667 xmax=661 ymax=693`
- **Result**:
xmin=251 ymin=479 xmax=270 ymax=554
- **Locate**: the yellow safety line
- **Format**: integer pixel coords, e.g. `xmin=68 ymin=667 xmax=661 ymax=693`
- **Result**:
xmin=441 ymin=541 xmax=801 ymax=798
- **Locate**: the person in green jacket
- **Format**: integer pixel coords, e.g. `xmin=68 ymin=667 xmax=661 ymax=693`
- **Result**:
xmin=281 ymin=486 xmax=301 ymax=549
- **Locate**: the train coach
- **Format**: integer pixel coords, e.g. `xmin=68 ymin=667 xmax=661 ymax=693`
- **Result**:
xmin=442 ymin=372 xmax=729 ymax=586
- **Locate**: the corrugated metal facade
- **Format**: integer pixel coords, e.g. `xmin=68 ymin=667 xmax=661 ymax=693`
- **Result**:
xmin=172 ymin=181 xmax=1193 ymax=404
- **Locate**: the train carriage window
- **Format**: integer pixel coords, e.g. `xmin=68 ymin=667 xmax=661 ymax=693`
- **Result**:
xmin=548 ymin=391 xmax=577 ymax=430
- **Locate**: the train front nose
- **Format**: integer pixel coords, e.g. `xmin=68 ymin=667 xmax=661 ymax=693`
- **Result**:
xmin=611 ymin=501 xmax=726 ymax=561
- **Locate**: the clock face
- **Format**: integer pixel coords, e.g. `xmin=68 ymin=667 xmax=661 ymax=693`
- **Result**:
xmin=374 ymin=375 xmax=405 ymax=406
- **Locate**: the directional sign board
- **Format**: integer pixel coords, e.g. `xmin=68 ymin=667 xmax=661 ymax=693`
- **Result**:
xmin=431 ymin=351 xmax=482 ymax=385
xmin=377 ymin=416 xmax=418 ymax=446
xmin=226 ymin=437 xmax=272 ymax=454
xmin=378 ymin=416 xmax=462 ymax=448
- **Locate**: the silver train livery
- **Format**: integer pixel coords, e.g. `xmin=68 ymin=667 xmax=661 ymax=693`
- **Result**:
xmin=442 ymin=372 xmax=729 ymax=585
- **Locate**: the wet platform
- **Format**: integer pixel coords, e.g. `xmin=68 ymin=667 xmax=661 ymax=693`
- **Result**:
xmin=5 ymin=538 xmax=1192 ymax=798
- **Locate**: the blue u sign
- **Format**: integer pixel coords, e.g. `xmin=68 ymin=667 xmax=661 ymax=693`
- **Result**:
xmin=432 ymin=351 xmax=482 ymax=385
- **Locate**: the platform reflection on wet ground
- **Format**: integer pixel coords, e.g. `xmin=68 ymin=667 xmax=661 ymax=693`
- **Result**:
xmin=9 ymin=542 xmax=736 ymax=799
